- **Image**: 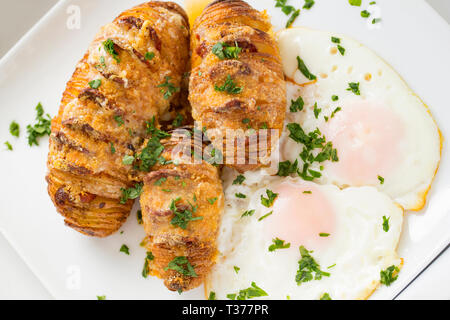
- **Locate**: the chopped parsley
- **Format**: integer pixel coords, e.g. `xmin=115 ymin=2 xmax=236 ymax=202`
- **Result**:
xmin=234 ymin=266 xmax=240 ymax=274
xmin=137 ymin=210 xmax=143 ymax=225
xmin=158 ymin=76 xmax=180 ymax=100
xmin=332 ymin=95 xmax=339 ymax=101
xmin=347 ymin=82 xmax=361 ymax=95
xmin=378 ymin=175 xmax=385 ymax=184
xmin=9 ymin=121 xmax=19 ymax=137
xmin=232 ymin=174 xmax=246 ymax=185
xmin=170 ymin=198 xmax=203 ymax=229
xmin=290 ymin=96 xmax=305 ymax=112
xmin=122 ymin=155 xmax=135 ymax=165
xmin=214 ymin=75 xmax=243 ymax=95
xmin=114 ymin=115 xmax=124 ymax=127
xmin=241 ymin=209 xmax=255 ymax=218
xmin=226 ymin=282 xmax=268 ymax=300
xmin=277 ymin=159 xmax=298 ymax=177
xmin=337 ymin=45 xmax=345 ymax=56
xmin=212 ymin=42 xmax=242 ymax=60
xmin=103 ymin=39 xmax=120 ymax=63
xmin=261 ymin=189 xmax=278 ymax=208
xmin=331 ymin=107 xmax=342 ymax=118
xmin=145 ymin=52 xmax=155 ymax=61
xmin=319 ymin=233 xmax=330 ymax=237
xmin=165 ymin=256 xmax=198 ymax=278
xmin=287 ymin=123 xmax=338 ymax=181
xmin=4 ymin=141 xmax=13 ymax=151
xmin=382 ymin=216 xmax=390 ymax=232
xmin=348 ymin=0 xmax=362 ymax=6
xmin=286 ymin=9 xmax=300 ymax=28
xmin=97 ymin=295 xmax=106 ymax=300
xmin=26 ymin=103 xmax=51 ymax=146
xmin=142 ymin=251 xmax=155 ymax=278
xmin=88 ymin=79 xmax=101 ymax=89
xmin=120 ymin=244 xmax=130 ymax=255
xmin=110 ymin=142 xmax=116 ymax=154
xmin=320 ymin=293 xmax=332 ymax=300
xmin=135 ymin=117 xmax=171 ymax=172
xmin=154 ymin=177 xmax=167 ymax=186
xmin=303 ymin=191 xmax=312 ymax=194
xmin=258 ymin=211 xmax=273 ymax=221
xmin=172 ymin=113 xmax=184 ymax=127
xmin=303 ymin=0 xmax=315 ymax=9
xmin=208 ymin=292 xmax=216 ymax=300
xmin=372 ymin=18 xmax=382 ymax=24
xmin=235 ymin=193 xmax=247 ymax=199
xmin=120 ymin=183 xmax=143 ymax=204
xmin=269 ymin=238 xmax=291 ymax=252
xmin=331 ymin=37 xmax=341 ymax=44
xmin=208 ymin=197 xmax=218 ymax=205
xmin=313 ymin=102 xmax=322 ymax=119
xmin=380 ymin=265 xmax=399 ymax=286
xmin=297 ymin=56 xmax=317 ymax=80
xmin=361 ymin=10 xmax=371 ymax=18
xmin=296 ymin=246 xmax=330 ymax=285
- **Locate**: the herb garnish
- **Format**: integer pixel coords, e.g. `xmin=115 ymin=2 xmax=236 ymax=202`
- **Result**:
xmin=303 ymin=0 xmax=315 ymax=9
xmin=103 ymin=39 xmax=120 ymax=63
xmin=235 ymin=193 xmax=247 ymax=199
xmin=347 ymin=82 xmax=361 ymax=95
xmin=226 ymin=282 xmax=268 ymax=300
xmin=165 ymin=256 xmax=198 ymax=277
xmin=212 ymin=42 xmax=242 ymax=60
xmin=137 ymin=210 xmax=143 ymax=225
xmin=261 ymin=189 xmax=278 ymax=208
xmin=208 ymin=292 xmax=216 ymax=300
xmin=361 ymin=10 xmax=371 ymax=18
xmin=26 ymin=103 xmax=52 ymax=146
xmin=296 ymin=246 xmax=330 ymax=285
xmin=297 ymin=56 xmax=317 ymax=80
xmin=241 ymin=209 xmax=255 ymax=218
xmin=208 ymin=197 xmax=218 ymax=205
xmin=320 ymin=293 xmax=332 ymax=300
xmin=120 ymin=183 xmax=143 ymax=204
xmin=234 ymin=266 xmax=240 ymax=274
xmin=378 ymin=175 xmax=385 ymax=184
xmin=4 ymin=141 xmax=12 ymax=151
xmin=214 ymin=75 xmax=243 ymax=95
xmin=348 ymin=0 xmax=361 ymax=6
xmin=258 ymin=211 xmax=273 ymax=221
xmin=286 ymin=9 xmax=300 ymax=28
xmin=88 ymin=79 xmax=101 ymax=89
xmin=158 ymin=76 xmax=180 ymax=100
xmin=233 ymin=174 xmax=246 ymax=185
xmin=380 ymin=265 xmax=399 ymax=286
xmin=269 ymin=238 xmax=291 ymax=252
xmin=120 ymin=244 xmax=130 ymax=255
xmin=142 ymin=251 xmax=155 ymax=278
xmin=170 ymin=198 xmax=203 ymax=229
xmin=290 ymin=96 xmax=304 ymax=112
xmin=9 ymin=121 xmax=19 ymax=137
xmin=277 ymin=159 xmax=298 ymax=177
xmin=110 ymin=142 xmax=116 ymax=154
xmin=145 ymin=52 xmax=155 ymax=61
xmin=114 ymin=115 xmax=124 ymax=127
xmin=382 ymin=216 xmax=390 ymax=232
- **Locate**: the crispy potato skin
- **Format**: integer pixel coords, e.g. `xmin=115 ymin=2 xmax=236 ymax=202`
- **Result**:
xmin=46 ymin=2 xmax=190 ymax=237
xmin=189 ymin=0 xmax=287 ymax=172
xmin=140 ymin=137 xmax=224 ymax=292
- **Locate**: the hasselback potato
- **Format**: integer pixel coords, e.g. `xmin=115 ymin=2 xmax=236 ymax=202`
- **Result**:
xmin=140 ymin=131 xmax=224 ymax=292
xmin=189 ymin=0 xmax=287 ymax=172
xmin=46 ymin=1 xmax=190 ymax=237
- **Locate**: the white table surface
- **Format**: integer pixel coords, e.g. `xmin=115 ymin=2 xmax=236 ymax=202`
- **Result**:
xmin=0 ymin=0 xmax=449 ymax=300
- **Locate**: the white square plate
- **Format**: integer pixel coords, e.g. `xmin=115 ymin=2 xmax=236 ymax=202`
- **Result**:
xmin=0 ymin=0 xmax=449 ymax=300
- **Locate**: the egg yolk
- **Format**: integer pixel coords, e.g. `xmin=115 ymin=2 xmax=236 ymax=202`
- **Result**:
xmin=321 ymin=102 xmax=405 ymax=185
xmin=264 ymin=181 xmax=335 ymax=250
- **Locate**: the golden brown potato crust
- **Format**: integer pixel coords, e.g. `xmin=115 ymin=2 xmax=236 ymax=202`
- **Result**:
xmin=46 ymin=2 xmax=190 ymax=237
xmin=189 ymin=0 xmax=287 ymax=172
xmin=140 ymin=136 xmax=224 ymax=292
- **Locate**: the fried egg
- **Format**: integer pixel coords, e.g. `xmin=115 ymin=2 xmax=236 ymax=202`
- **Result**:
xmin=275 ymin=27 xmax=441 ymax=211
xmin=207 ymin=170 xmax=403 ymax=300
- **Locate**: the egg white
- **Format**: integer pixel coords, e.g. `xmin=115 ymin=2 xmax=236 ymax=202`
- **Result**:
xmin=207 ymin=172 xmax=403 ymax=300
xmin=275 ymin=27 xmax=441 ymax=211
